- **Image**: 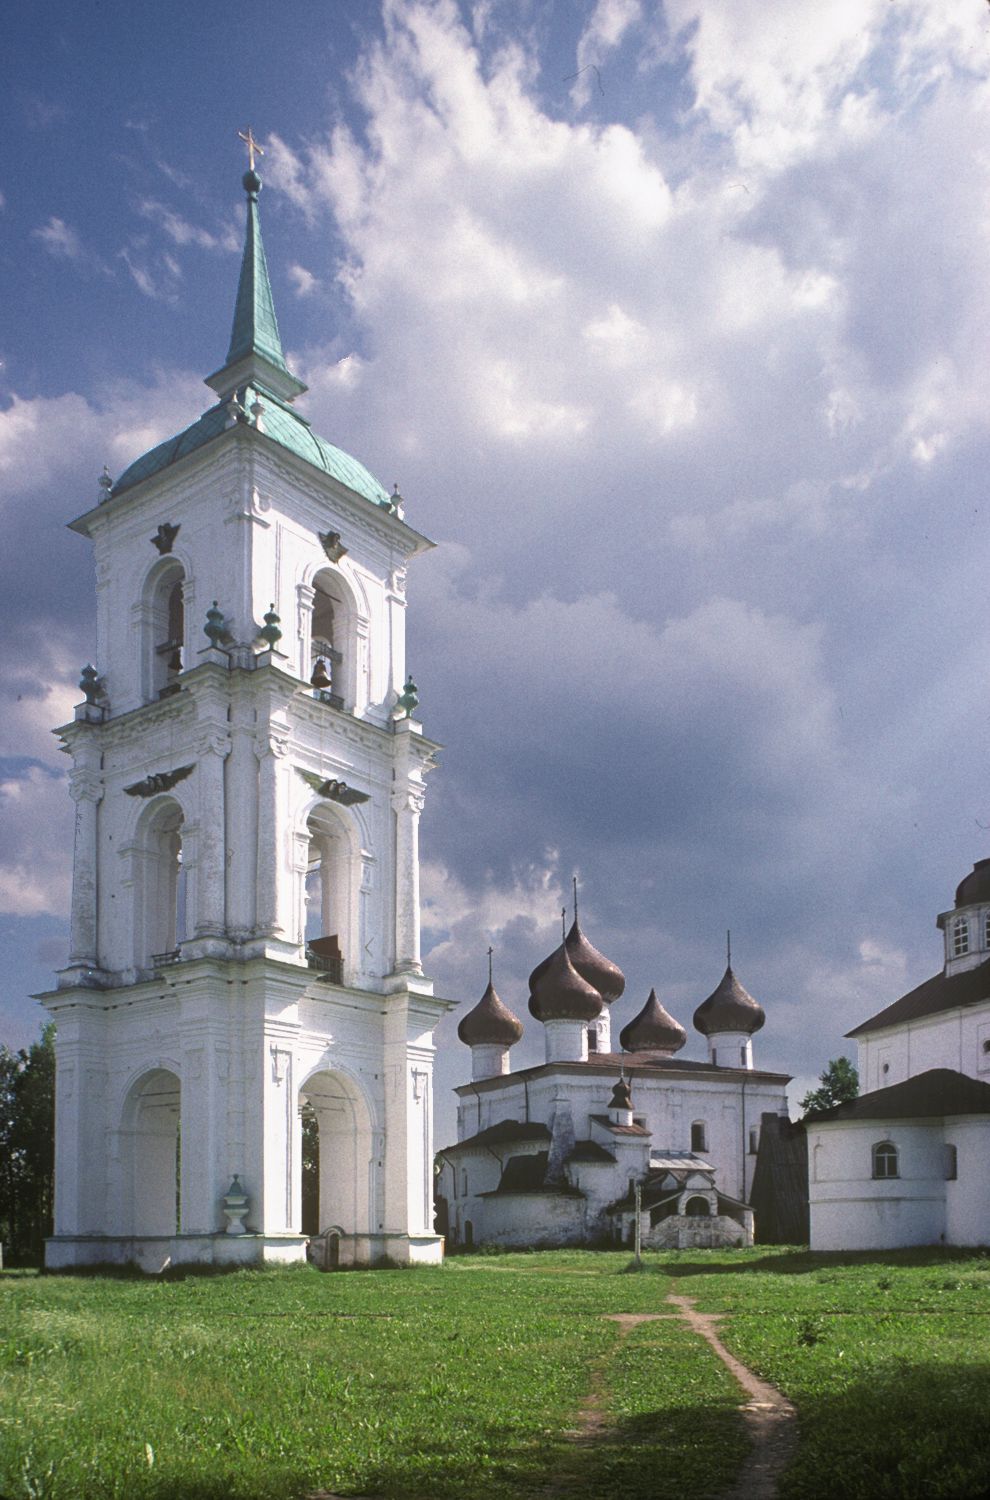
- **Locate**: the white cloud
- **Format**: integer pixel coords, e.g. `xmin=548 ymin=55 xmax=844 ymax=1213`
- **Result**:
xmin=138 ymin=199 xmax=239 ymax=254
xmin=0 ymin=767 xmax=71 ymax=917
xmin=288 ymin=263 xmax=319 ymax=297
xmin=32 ymin=216 xmax=83 ymax=260
xmin=571 ymin=0 xmax=643 ymax=109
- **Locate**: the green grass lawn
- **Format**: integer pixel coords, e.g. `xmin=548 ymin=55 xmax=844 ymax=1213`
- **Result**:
xmin=1 ymin=1248 xmax=988 ymax=1499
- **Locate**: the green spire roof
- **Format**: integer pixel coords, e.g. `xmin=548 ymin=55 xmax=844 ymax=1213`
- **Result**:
xmin=226 ymin=171 xmax=289 ymax=373
xmin=102 ymin=155 xmax=418 ymax=529
xmin=205 ymin=168 xmax=306 ymax=403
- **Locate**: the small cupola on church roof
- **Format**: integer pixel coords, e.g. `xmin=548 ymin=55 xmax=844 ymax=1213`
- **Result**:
xmin=619 ymin=988 xmax=687 ymax=1055
xmin=952 ymin=858 xmax=990 ymax=910
xmin=457 ymin=980 xmax=524 ymax=1049
xmin=529 ymin=941 xmax=604 ymax=1023
xmin=609 ymin=1077 xmax=633 ymax=1113
xmin=693 ymin=965 xmax=766 ymax=1037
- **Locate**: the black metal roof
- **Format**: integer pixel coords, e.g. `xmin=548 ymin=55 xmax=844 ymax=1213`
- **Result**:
xmin=846 ymin=957 xmax=990 ymax=1038
xmin=807 ymin=1068 xmax=990 ymax=1122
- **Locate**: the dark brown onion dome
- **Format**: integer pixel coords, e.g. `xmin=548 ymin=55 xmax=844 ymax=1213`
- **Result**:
xmin=693 ymin=966 xmax=766 ymax=1037
xmin=529 ymin=941 xmax=604 ymax=1022
xmin=619 ymin=988 xmax=687 ymax=1055
xmin=609 ymin=1077 xmax=633 ymax=1112
xmin=528 ymin=918 xmax=625 ymax=1005
xmin=955 ymin=858 xmax=990 ymax=909
xmin=457 ymin=981 xmax=524 ymax=1048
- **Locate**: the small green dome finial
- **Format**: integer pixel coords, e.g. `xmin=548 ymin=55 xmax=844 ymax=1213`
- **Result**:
xmin=205 ymin=601 xmax=227 ymax=647
xmin=396 ymin=675 xmax=419 ymax=719
xmin=260 ymin=603 xmax=282 ymax=648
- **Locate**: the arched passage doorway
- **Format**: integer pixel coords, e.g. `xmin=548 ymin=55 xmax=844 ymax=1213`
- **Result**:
xmin=119 ymin=1068 xmax=181 ymax=1236
xmin=298 ymin=1068 xmax=374 ymax=1237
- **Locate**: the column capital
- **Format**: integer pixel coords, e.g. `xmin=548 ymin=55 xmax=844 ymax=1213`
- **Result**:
xmin=391 ymin=785 xmax=426 ymax=817
xmin=68 ymin=771 xmax=104 ymax=804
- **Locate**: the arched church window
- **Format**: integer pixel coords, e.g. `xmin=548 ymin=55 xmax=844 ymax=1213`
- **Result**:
xmin=952 ymin=917 xmax=970 ymax=958
xmin=872 ymin=1141 xmax=898 ymax=1179
xmin=684 ymin=1195 xmax=710 ymax=1217
xmin=691 ymin=1121 xmax=708 ymax=1153
xmin=983 ymin=912 xmax=990 ymax=950
xmin=144 ymin=560 xmax=185 ymax=701
xmin=303 ymin=804 xmax=353 ymax=984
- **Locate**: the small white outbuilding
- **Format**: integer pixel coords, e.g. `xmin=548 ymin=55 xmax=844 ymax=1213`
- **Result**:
xmin=807 ymin=857 xmax=990 ymax=1250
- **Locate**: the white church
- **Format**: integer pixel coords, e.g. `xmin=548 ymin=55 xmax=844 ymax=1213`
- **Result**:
xmin=40 ymin=146 xmax=452 ymax=1271
xmin=436 ymin=912 xmax=792 ymax=1250
xmin=807 ymin=858 xmax=990 ymax=1250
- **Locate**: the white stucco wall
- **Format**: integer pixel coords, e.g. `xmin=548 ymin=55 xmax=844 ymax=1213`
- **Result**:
xmin=856 ymin=1002 xmax=990 ymax=1095
xmin=808 ymin=1118 xmax=957 ymax=1250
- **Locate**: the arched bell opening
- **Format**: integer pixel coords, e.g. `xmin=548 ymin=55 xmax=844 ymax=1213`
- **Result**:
xmin=303 ymin=802 xmax=356 ymax=984
xmin=118 ymin=1068 xmax=181 ymax=1237
xmin=310 ymin=569 xmax=355 ymax=710
xmin=298 ymin=1069 xmax=374 ymax=1237
xmin=132 ymin=798 xmax=188 ymax=968
xmin=142 ymin=559 xmax=186 ymax=702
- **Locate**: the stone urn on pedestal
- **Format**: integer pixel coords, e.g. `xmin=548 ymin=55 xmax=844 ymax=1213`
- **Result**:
xmin=222 ymin=1176 xmax=249 ymax=1236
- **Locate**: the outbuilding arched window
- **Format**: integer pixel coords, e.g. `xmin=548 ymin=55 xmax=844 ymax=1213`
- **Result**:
xmin=872 ymin=1141 xmax=898 ymax=1179
xmin=684 ymin=1195 xmax=711 ymax=1217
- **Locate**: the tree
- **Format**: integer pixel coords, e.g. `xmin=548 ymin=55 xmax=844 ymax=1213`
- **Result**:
xmin=800 ymin=1056 xmax=859 ymax=1117
xmin=0 ymin=1023 xmax=55 ymax=1264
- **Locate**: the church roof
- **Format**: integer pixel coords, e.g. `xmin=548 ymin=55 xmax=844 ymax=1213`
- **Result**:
xmin=953 ymin=858 xmax=990 ymax=910
xmin=457 ymin=979 xmax=524 ymax=1048
xmin=693 ymin=965 xmax=766 ymax=1037
xmin=807 ymin=1068 xmax=990 ymax=1122
xmin=440 ymin=1121 xmax=550 ymax=1153
xmin=528 ymin=940 xmax=604 ymax=1023
xmin=528 ymin=917 xmax=625 ymax=1005
xmin=846 ymin=956 xmax=990 ymax=1038
xmin=619 ymin=988 xmax=687 ymax=1054
xmin=108 ymin=165 xmax=394 ymax=515
xmin=567 ymin=1140 xmax=616 ymax=1163
xmin=453 ymin=1054 xmax=792 ymax=1095
xmin=112 ymin=383 xmax=392 ymax=508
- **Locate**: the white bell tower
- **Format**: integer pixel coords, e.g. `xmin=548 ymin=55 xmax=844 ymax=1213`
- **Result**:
xmin=41 ymin=143 xmax=452 ymax=1270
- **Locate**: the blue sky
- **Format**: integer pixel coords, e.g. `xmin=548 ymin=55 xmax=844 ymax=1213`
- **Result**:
xmin=3 ymin=0 xmax=990 ymax=1131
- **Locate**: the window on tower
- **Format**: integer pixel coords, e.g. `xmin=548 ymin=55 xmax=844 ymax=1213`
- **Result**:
xmin=135 ymin=800 xmax=187 ymax=967
xmin=952 ymin=917 xmax=970 ymax=958
xmin=303 ymin=803 xmax=353 ymax=984
xmin=144 ymin=560 xmax=186 ymax=702
xmin=691 ymin=1121 xmax=708 ymax=1153
xmin=310 ymin=571 xmax=348 ymax=709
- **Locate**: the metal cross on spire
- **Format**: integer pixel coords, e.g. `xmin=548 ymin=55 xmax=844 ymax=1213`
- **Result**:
xmin=573 ymin=874 xmax=579 ymax=923
xmin=487 ymin=945 xmax=494 ymax=985
xmin=238 ymin=127 xmax=265 ymax=172
xmin=561 ymin=906 xmax=567 ymax=942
